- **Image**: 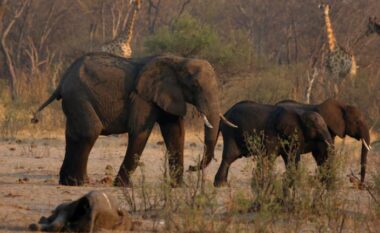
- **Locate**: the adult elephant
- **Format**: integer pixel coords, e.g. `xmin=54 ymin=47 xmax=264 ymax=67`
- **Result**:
xmin=32 ymin=53 xmax=236 ymax=187
xmin=277 ymin=98 xmax=370 ymax=184
xmin=213 ymin=101 xmax=333 ymax=187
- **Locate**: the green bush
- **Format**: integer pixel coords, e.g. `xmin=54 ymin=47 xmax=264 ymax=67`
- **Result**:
xmin=144 ymin=14 xmax=253 ymax=72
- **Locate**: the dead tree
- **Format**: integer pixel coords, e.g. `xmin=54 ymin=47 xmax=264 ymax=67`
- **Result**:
xmin=147 ymin=0 xmax=162 ymax=34
xmin=0 ymin=0 xmax=31 ymax=100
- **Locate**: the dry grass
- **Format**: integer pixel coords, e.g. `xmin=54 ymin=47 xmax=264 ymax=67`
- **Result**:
xmin=119 ymin=135 xmax=380 ymax=233
xmin=0 ymin=66 xmax=65 ymax=139
xmin=0 ymin=129 xmax=379 ymax=232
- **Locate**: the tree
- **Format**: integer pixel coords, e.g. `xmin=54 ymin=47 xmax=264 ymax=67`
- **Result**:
xmin=0 ymin=0 xmax=30 ymax=100
xmin=144 ymin=14 xmax=253 ymax=73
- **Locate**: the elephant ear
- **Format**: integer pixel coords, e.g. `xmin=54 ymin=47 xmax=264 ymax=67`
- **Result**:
xmin=317 ymin=99 xmax=346 ymax=137
xmin=134 ymin=58 xmax=187 ymax=116
xmin=273 ymin=108 xmax=303 ymax=141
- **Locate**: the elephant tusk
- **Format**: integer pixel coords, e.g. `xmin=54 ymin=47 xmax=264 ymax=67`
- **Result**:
xmin=219 ymin=114 xmax=238 ymax=128
xmin=324 ymin=140 xmax=331 ymax=147
xmin=102 ymin=192 xmax=112 ymax=209
xmin=202 ymin=114 xmax=213 ymax=128
xmin=362 ymin=139 xmax=371 ymax=151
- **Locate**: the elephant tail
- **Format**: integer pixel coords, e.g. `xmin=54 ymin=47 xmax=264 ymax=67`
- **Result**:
xmin=31 ymin=87 xmax=61 ymax=124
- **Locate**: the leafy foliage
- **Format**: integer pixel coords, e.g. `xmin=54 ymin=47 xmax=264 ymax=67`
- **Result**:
xmin=144 ymin=14 xmax=253 ymax=72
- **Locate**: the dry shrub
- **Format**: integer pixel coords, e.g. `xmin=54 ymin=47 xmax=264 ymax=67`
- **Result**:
xmin=0 ymin=65 xmax=65 ymax=138
xmin=118 ymin=133 xmax=379 ymax=232
xmin=245 ymin=133 xmax=380 ymax=232
xmin=220 ymin=63 xmax=307 ymax=110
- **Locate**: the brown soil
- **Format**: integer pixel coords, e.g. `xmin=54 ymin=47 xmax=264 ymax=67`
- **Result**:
xmin=0 ymin=130 xmax=378 ymax=232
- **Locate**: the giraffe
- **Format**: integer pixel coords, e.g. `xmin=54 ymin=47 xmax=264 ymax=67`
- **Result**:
xmin=366 ymin=16 xmax=380 ymax=36
xmin=101 ymin=0 xmax=141 ymax=58
xmin=320 ymin=3 xmax=357 ymax=79
xmin=319 ymin=3 xmax=357 ymax=97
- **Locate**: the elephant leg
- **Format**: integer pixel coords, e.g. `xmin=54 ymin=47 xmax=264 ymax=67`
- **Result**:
xmin=311 ymin=143 xmax=333 ymax=187
xmin=280 ymin=152 xmax=301 ymax=169
xmin=281 ymin=151 xmax=301 ymax=198
xmin=311 ymin=143 xmax=328 ymax=166
xmin=214 ymin=141 xmax=240 ymax=187
xmin=280 ymin=153 xmax=288 ymax=167
xmin=60 ymin=101 xmax=102 ymax=186
xmin=158 ymin=115 xmax=185 ymax=187
xmin=60 ymin=134 xmax=98 ymax=185
xmin=115 ymin=129 xmax=153 ymax=187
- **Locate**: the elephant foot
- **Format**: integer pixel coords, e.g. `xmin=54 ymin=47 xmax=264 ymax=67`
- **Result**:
xmin=188 ymin=164 xmax=200 ymax=172
xmin=114 ymin=176 xmax=133 ymax=187
xmin=169 ymin=178 xmax=184 ymax=188
xmin=213 ymin=179 xmax=228 ymax=187
xmin=59 ymin=174 xmax=89 ymax=186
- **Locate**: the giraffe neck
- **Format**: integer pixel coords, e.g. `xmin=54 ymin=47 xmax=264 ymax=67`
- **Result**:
xmin=350 ymin=55 xmax=357 ymax=76
xmin=117 ymin=4 xmax=139 ymax=45
xmin=323 ymin=9 xmax=337 ymax=51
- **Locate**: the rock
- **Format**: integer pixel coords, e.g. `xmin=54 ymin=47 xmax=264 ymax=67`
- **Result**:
xmin=18 ymin=177 xmax=29 ymax=184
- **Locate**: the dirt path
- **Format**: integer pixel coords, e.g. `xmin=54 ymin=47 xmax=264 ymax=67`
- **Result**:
xmin=0 ymin=131 xmax=251 ymax=232
xmin=0 ymin=132 xmax=377 ymax=232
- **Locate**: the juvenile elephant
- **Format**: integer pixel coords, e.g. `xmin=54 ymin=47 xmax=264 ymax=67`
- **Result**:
xmin=29 ymin=191 xmax=132 ymax=232
xmin=32 ymin=53 xmax=236 ymax=187
xmin=277 ymin=98 xmax=371 ymax=183
xmin=214 ymin=101 xmax=333 ymax=187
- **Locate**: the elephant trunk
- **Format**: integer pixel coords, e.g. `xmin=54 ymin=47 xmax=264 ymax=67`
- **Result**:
xmin=323 ymin=129 xmax=333 ymax=146
xmin=188 ymin=102 xmax=221 ymax=171
xmin=42 ymin=213 xmax=68 ymax=232
xmin=360 ymin=127 xmax=370 ymax=183
xmin=202 ymin=110 xmax=220 ymax=168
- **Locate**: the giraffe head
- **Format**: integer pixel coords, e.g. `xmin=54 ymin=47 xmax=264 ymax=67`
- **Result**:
xmin=318 ymin=3 xmax=330 ymax=15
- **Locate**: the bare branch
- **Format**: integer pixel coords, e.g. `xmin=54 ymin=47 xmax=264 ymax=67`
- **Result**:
xmin=39 ymin=2 xmax=68 ymax=51
xmin=0 ymin=0 xmax=31 ymax=99
xmin=170 ymin=0 xmax=192 ymax=27
xmin=147 ymin=0 xmax=161 ymax=34
xmin=177 ymin=0 xmax=191 ymax=19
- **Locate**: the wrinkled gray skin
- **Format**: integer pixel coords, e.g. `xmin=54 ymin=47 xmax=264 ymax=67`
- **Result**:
xmin=277 ymin=98 xmax=371 ymax=183
xmin=33 ymin=53 xmax=230 ymax=187
xmin=214 ymin=101 xmax=333 ymax=187
xmin=29 ymin=191 xmax=131 ymax=232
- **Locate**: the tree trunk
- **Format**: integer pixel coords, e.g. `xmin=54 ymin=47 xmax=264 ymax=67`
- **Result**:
xmin=0 ymin=40 xmax=17 ymax=100
xmin=0 ymin=0 xmax=30 ymax=100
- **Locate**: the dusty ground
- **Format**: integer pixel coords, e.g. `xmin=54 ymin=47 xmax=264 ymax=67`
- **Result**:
xmin=0 ymin=128 xmax=378 ymax=232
